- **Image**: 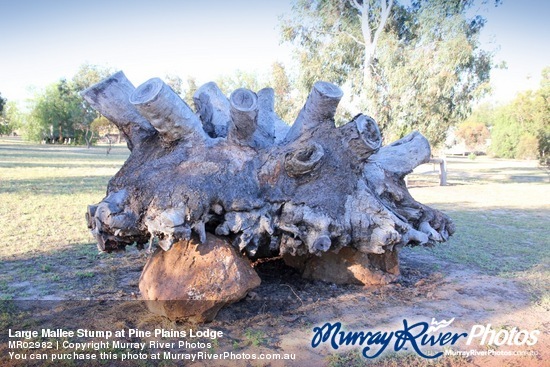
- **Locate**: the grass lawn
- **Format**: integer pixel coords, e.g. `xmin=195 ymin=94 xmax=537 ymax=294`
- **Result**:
xmin=1 ymin=138 xmax=548 ymax=304
xmin=407 ymin=156 xmax=550 ymax=308
xmin=0 ymin=137 xmax=128 ymax=255
xmin=0 ymin=137 xmax=134 ymax=299
xmin=0 ymin=137 xmax=548 ymax=367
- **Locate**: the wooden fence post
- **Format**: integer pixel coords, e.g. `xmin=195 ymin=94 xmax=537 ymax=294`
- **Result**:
xmin=429 ymin=158 xmax=447 ymax=186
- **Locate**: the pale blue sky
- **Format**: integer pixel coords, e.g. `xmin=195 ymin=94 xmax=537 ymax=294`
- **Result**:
xmin=0 ymin=0 xmax=292 ymax=102
xmin=1 ymin=0 xmax=548 ymax=105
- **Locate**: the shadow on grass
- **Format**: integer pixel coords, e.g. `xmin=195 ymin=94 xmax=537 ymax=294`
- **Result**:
xmin=0 ymin=162 xmax=125 ymax=169
xmin=0 ymin=143 xmax=130 ymax=157
xmin=0 ymin=242 xmax=146 ymax=302
xmin=0 ymin=176 xmax=114 ymax=195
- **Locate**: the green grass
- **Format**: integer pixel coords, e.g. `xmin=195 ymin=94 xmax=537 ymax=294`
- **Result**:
xmin=0 ymin=138 xmax=129 ymax=258
xmin=407 ymin=162 xmax=550 ymax=308
xmin=0 ymin=137 xmax=548 ymax=307
xmin=0 ymin=138 xmax=131 ymax=299
xmin=243 ymin=329 xmax=267 ymax=347
xmin=411 ymin=208 xmax=549 ymax=308
xmin=415 ymin=208 xmax=549 ymax=275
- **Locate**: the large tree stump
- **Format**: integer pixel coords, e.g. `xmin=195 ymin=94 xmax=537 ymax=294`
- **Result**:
xmin=82 ymin=72 xmax=454 ymax=320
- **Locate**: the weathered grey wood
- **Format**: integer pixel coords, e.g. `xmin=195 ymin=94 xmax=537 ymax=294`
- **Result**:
xmin=229 ymin=88 xmax=258 ymax=143
xmin=284 ymin=81 xmax=343 ymax=143
xmin=130 ymin=78 xmax=208 ymax=144
xmin=368 ymin=131 xmax=431 ymax=176
xmin=429 ymin=158 xmax=448 ymax=186
xmin=80 ymin=71 xmax=156 ymax=150
xmin=86 ymin=205 xmax=97 ymax=229
xmin=340 ymin=114 xmax=381 ymax=160
xmin=84 ymin=72 xmax=454 ymax=267
xmin=257 ymin=88 xmax=288 ymax=144
xmin=284 ymin=142 xmax=325 ymax=177
xmin=193 ymin=82 xmax=230 ymax=138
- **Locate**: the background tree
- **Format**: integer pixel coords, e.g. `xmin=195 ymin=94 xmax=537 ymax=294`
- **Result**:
xmin=23 ymin=63 xmax=114 ymax=146
xmin=537 ymin=67 xmax=550 ymax=163
xmin=270 ymin=62 xmax=299 ymax=124
xmin=455 ymin=120 xmax=490 ymax=153
xmin=215 ymin=70 xmax=264 ymax=95
xmin=1 ymin=101 xmax=23 ymax=136
xmin=0 ymin=93 xmax=5 ymax=115
xmin=281 ymin=0 xmax=498 ymax=147
xmin=71 ymin=63 xmax=114 ymax=92
xmin=182 ymin=77 xmax=198 ymax=106
xmin=27 ymin=79 xmax=79 ymax=143
xmin=454 ymin=103 xmax=492 ymax=152
xmin=71 ymin=63 xmax=115 ymax=147
xmin=488 ymin=104 xmax=522 ymax=158
xmin=214 ymin=65 xmax=300 ymax=124
xmin=165 ymin=74 xmax=183 ymax=95
xmin=0 ymin=93 xmax=8 ymax=134
xmin=489 ymin=67 xmax=550 ymax=162
xmin=91 ymin=115 xmax=119 ymax=153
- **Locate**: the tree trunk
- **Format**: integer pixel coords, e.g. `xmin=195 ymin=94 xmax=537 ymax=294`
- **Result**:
xmin=85 ymin=127 xmax=93 ymax=149
xmin=349 ymin=0 xmax=394 ymax=87
xmin=106 ymin=135 xmax=112 ymax=155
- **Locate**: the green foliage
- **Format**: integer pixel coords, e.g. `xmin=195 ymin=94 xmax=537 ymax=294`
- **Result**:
xmin=165 ymin=73 xmax=183 ymax=95
xmin=326 ymin=350 xmax=363 ymax=367
xmin=215 ymin=69 xmax=265 ymax=95
xmin=215 ymin=65 xmax=298 ymax=124
xmin=71 ymin=62 xmax=114 ymax=92
xmin=1 ymin=100 xmax=22 ymax=135
xmin=0 ymin=92 xmax=5 ymax=115
xmin=281 ymin=0 xmax=495 ymax=147
xmin=0 ymin=93 xmax=8 ymax=135
xmin=280 ymin=0 xmax=364 ymax=95
xmin=27 ymin=79 xmax=81 ymax=142
xmin=21 ymin=63 xmax=114 ymax=146
xmin=243 ymin=329 xmax=266 ymax=347
xmin=182 ymin=77 xmax=198 ymax=106
xmin=489 ymin=68 xmax=550 ymax=161
xmin=515 ymin=134 xmax=539 ymax=160
xmin=90 ymin=115 xmax=115 ymax=136
xmin=270 ymin=62 xmax=299 ymax=124
xmin=488 ymin=105 xmax=519 ymax=158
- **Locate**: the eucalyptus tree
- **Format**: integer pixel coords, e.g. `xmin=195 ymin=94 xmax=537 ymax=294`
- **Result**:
xmin=25 ymin=63 xmax=114 ymax=146
xmin=281 ymin=0 xmax=499 ymax=146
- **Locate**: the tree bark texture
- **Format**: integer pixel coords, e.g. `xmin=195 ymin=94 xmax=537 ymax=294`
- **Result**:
xmin=82 ymin=71 xmax=454 ymax=260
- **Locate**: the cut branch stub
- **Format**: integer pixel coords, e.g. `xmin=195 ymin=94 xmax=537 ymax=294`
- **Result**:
xmin=193 ymin=82 xmax=230 ymax=138
xmin=341 ymin=114 xmax=382 ymax=160
xmin=256 ymin=88 xmax=284 ymax=145
xmin=368 ymin=131 xmax=431 ymax=177
xmin=229 ymin=88 xmax=258 ymax=143
xmin=284 ymin=81 xmax=343 ymax=142
xmin=84 ymin=71 xmax=454 ymax=283
xmin=80 ymin=71 xmax=156 ymax=150
xmin=284 ymin=142 xmax=325 ymax=177
xmin=129 ymin=78 xmax=207 ymax=144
